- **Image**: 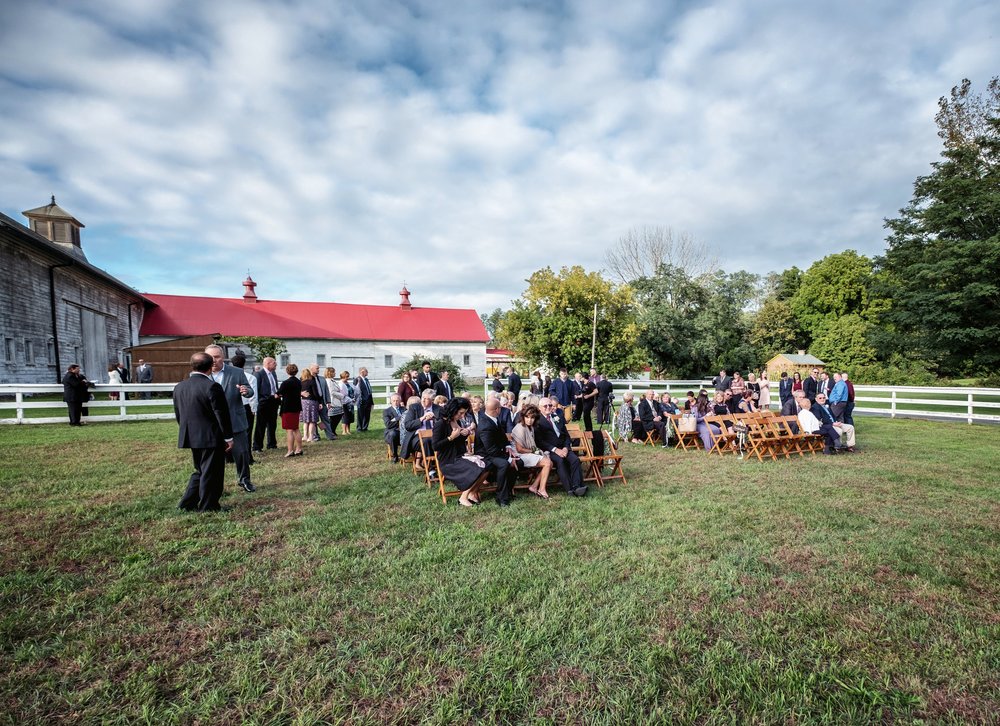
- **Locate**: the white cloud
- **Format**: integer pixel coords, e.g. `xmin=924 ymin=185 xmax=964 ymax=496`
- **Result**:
xmin=1 ymin=0 xmax=998 ymax=316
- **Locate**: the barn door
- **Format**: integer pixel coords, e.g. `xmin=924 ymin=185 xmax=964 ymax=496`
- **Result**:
xmin=80 ymin=309 xmax=108 ymax=383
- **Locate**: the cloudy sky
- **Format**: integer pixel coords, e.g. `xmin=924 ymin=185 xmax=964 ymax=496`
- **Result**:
xmin=1 ymin=1 xmax=997 ymax=313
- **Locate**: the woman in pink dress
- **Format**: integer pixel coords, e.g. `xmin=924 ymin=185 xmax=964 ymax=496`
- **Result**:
xmin=758 ymin=371 xmax=771 ymax=409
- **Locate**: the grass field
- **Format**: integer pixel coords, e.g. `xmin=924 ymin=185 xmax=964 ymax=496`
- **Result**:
xmin=1 ymin=418 xmax=999 ymax=723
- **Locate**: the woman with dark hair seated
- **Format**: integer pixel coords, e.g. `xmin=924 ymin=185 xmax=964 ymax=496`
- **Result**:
xmin=511 ymin=404 xmax=553 ymax=499
xmin=433 ymin=397 xmax=492 ymax=507
xmin=692 ymin=392 xmax=721 ymax=452
xmin=737 ymin=390 xmax=758 ymax=414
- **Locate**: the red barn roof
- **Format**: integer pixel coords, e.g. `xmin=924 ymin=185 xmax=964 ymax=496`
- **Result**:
xmin=140 ymin=294 xmax=490 ymax=343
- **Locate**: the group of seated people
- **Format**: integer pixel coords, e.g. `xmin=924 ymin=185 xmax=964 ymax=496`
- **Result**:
xmin=613 ymin=369 xmax=859 ymax=455
xmin=382 ymin=378 xmax=593 ymax=507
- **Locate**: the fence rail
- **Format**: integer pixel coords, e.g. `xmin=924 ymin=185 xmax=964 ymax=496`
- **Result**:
xmin=2 ymin=381 xmax=999 ymax=425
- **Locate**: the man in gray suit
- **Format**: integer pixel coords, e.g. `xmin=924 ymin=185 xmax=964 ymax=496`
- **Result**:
xmin=136 ymin=359 xmax=154 ymax=399
xmin=205 ymin=344 xmax=255 ymax=493
xmin=309 ymin=363 xmax=336 ymax=441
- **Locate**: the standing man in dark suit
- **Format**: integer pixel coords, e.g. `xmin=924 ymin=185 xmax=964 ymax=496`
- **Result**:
xmin=712 ymin=369 xmax=732 ymax=392
xmin=570 ymin=372 xmax=585 ymax=421
xmin=175 ymin=352 xmax=234 ymax=512
xmin=550 ymin=368 xmax=573 ymax=412
xmin=535 ymin=398 xmax=588 ymax=497
xmin=595 ymin=374 xmax=614 ymax=425
xmin=115 ymin=360 xmax=130 ymax=400
xmin=309 ymin=363 xmax=335 ymax=440
xmin=475 ymin=397 xmax=519 ymax=507
xmin=383 ymin=393 xmax=406 ymax=462
xmin=136 ymin=359 xmax=154 ymax=399
xmin=416 ymin=361 xmax=438 ymax=392
xmin=803 ymin=368 xmax=820 ymax=402
xmin=433 ymin=370 xmax=454 ymax=400
xmin=62 ymin=363 xmax=93 ymax=426
xmin=778 ymin=372 xmax=794 ymax=408
xmin=205 ymin=344 xmax=255 ymax=493
xmin=506 ymin=366 xmax=522 ymax=409
xmin=253 ymin=356 xmax=280 ymax=452
xmin=354 ymin=367 xmax=374 ymax=431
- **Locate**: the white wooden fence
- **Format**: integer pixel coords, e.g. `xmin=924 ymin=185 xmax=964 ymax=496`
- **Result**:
xmin=2 ymin=380 xmax=999 ymax=425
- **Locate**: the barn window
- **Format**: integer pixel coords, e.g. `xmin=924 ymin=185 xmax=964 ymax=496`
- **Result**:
xmin=280 ymin=354 xmax=290 ymax=368
xmin=463 ymin=355 xmax=470 ymax=366
xmin=384 ymin=354 xmax=393 ymax=368
xmin=316 ymin=354 xmax=326 ymax=367
xmin=24 ymin=339 xmax=35 ymax=364
xmin=3 ymin=338 xmax=14 ymax=362
xmin=443 ymin=355 xmax=452 ymax=363
xmin=47 ymin=339 xmax=55 ymax=363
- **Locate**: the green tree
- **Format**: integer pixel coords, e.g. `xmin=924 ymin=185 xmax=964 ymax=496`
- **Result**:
xmin=789 ymin=251 xmax=880 ymax=340
xmin=221 ymin=336 xmax=288 ymax=361
xmin=392 ymin=355 xmax=467 ymax=393
xmin=750 ymin=298 xmax=802 ymax=360
xmin=495 ymin=266 xmax=646 ymax=376
xmin=808 ymin=314 xmax=877 ymax=372
xmin=479 ymin=308 xmax=505 ymax=346
xmin=878 ymin=78 xmax=1000 ymax=376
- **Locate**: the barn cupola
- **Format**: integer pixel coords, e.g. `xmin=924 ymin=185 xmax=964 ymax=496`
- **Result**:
xmin=22 ymin=196 xmax=87 ymax=261
xmin=399 ymin=284 xmax=412 ymax=310
xmin=242 ymin=275 xmax=258 ymax=303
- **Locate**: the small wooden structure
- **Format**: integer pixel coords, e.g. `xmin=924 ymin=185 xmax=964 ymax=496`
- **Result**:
xmin=766 ymin=351 xmax=826 ymax=380
xmin=125 ymin=334 xmax=222 ymax=383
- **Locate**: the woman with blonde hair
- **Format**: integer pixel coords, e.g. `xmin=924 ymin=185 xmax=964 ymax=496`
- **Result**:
xmin=299 ymin=368 xmax=319 ymax=443
xmin=339 ymin=370 xmax=356 ymax=435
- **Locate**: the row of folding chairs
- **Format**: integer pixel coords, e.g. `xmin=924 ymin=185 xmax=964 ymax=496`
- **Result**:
xmin=640 ymin=411 xmax=826 ymax=460
xmin=388 ymin=425 xmax=628 ymax=504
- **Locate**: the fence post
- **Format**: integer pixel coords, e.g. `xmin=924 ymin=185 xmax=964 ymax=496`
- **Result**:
xmin=968 ymin=392 xmax=974 ymax=425
xmin=16 ymin=391 xmax=24 ymax=424
xmin=890 ymin=389 xmax=896 ymax=419
xmin=120 ymin=387 xmax=127 ymax=419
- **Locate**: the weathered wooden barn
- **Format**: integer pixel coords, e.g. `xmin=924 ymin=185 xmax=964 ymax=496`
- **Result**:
xmin=0 ymin=198 xmax=149 ymax=384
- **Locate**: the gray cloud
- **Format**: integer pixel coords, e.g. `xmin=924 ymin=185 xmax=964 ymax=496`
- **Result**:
xmin=1 ymin=0 xmax=997 ymax=314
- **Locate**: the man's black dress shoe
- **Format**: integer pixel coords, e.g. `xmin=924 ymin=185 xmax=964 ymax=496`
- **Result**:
xmin=239 ymin=481 xmax=256 ymax=493
xmin=572 ymin=486 xmax=589 ymax=497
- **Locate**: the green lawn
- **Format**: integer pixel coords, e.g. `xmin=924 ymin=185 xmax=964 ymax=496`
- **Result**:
xmin=1 ymin=418 xmax=998 ymax=723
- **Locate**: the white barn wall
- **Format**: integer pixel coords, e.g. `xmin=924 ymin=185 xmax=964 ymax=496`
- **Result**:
xmin=278 ymin=340 xmax=486 ymax=380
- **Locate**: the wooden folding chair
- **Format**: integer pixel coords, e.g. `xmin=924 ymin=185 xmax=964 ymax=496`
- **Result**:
xmin=417 ymin=429 xmax=436 ymax=486
xmin=670 ymin=414 xmax=700 ymax=451
xmin=579 ymin=431 xmax=605 ymax=487
xmin=703 ymin=415 xmax=735 ymax=455
xmin=599 ymin=430 xmax=628 ymax=486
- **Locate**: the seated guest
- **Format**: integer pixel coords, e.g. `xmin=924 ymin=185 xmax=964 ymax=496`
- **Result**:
xmin=659 ymin=393 xmax=679 ymax=415
xmin=712 ymin=391 xmax=729 ymax=416
xmin=616 ymin=392 xmax=645 ymax=443
xmin=535 ymin=398 xmax=588 ymax=497
xmin=475 ymin=396 xmax=520 ymax=507
xmin=464 ymin=395 xmax=485 ymax=428
xmin=725 ymin=388 xmax=740 ymax=414
xmin=683 ymin=391 xmax=696 ymax=411
xmin=433 ymin=397 xmax=493 ymax=507
xmin=737 ymin=390 xmax=758 ymax=414
xmin=402 ymin=390 xmax=439 ymax=467
xmin=433 ymin=394 xmax=447 ymax=407
xmin=497 ymin=392 xmax=515 ymax=433
xmin=782 ymin=390 xmax=802 ymax=417
xmin=638 ymin=389 xmax=668 ymax=447
xmin=815 ymin=393 xmax=857 ymax=452
xmin=797 ymin=397 xmax=840 ymax=454
xmin=692 ymin=392 xmax=721 ymax=452
xmin=511 ymin=404 xmax=553 ymax=498
xmin=382 ymin=393 xmax=406 ymax=462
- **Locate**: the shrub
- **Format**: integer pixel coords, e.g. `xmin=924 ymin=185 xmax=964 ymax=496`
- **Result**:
xmin=392 ymin=355 xmax=468 ymax=393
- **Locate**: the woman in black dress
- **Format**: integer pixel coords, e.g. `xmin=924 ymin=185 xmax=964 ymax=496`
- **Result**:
xmin=432 ymin=397 xmax=492 ymax=507
xmin=580 ymin=372 xmax=598 ymax=431
xmin=277 ymin=363 xmax=303 ymax=457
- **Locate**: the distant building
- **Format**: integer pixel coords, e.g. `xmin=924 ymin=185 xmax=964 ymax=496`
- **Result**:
xmin=0 ymin=198 xmax=148 ymax=384
xmin=138 ymin=279 xmax=490 ymax=380
xmin=766 ymin=351 xmax=826 ymax=378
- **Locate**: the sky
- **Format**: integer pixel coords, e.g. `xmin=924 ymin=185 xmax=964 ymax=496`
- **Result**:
xmin=1 ymin=0 xmax=997 ymax=314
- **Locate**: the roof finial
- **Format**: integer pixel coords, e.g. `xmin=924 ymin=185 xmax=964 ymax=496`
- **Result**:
xmin=399 ymin=282 xmax=412 ymax=310
xmin=51 ymin=195 xmax=56 ymax=205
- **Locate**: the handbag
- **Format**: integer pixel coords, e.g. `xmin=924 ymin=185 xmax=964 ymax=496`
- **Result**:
xmin=678 ymin=415 xmax=697 ymax=433
xmin=462 ymin=454 xmax=487 ymax=468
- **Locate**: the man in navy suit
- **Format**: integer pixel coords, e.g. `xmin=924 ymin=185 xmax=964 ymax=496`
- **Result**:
xmin=506 ymin=366 xmax=522 ymax=408
xmin=416 ymin=360 xmax=439 ymax=392
xmin=803 ymin=368 xmax=820 ymax=402
xmin=354 ymin=367 xmax=374 ymax=431
xmin=475 ymin=397 xmax=519 ymax=507
xmin=382 ymin=393 xmax=406 ymax=462
xmin=535 ymin=398 xmax=588 ymax=497
xmin=433 ymin=370 xmax=454 ymax=400
xmin=205 ymin=344 xmax=255 ymax=493
xmin=253 ymin=357 xmax=280 ymax=451
xmin=778 ymin=371 xmax=794 ymax=408
xmin=549 ymin=368 xmax=573 ymax=412
xmin=175 ymin=352 xmax=233 ymax=512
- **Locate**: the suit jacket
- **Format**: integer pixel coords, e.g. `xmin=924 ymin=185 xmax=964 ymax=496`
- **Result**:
xmin=255 ymin=368 xmax=280 ymax=399
xmin=550 ymin=377 xmax=573 ymax=406
xmin=355 ymin=376 xmax=373 ymax=404
xmin=416 ymin=371 xmax=439 ymax=392
xmin=637 ymin=398 xmax=660 ymax=426
xmin=596 ymin=379 xmax=613 ymax=401
xmin=116 ymin=364 xmax=130 ymax=384
xmin=401 ymin=401 xmax=441 ymax=456
xmin=173 ymin=372 xmax=233 ymax=449
xmin=137 ymin=365 xmax=154 ymax=383
xmin=382 ymin=405 xmax=406 ymax=442
xmin=778 ymin=378 xmax=793 ymax=402
xmin=507 ymin=373 xmax=522 ymax=397
xmin=497 ymin=407 xmax=514 ymax=434
xmin=535 ymin=413 xmax=572 ymax=453
xmin=820 ymin=377 xmax=835 ymax=397
xmin=311 ymin=375 xmax=329 ymax=405
xmin=62 ymin=371 xmax=92 ymax=403
xmin=713 ymin=375 xmax=732 ymax=391
xmin=433 ymin=379 xmax=454 ymax=400
xmin=475 ymin=415 xmax=510 ymax=458
xmin=780 ymin=397 xmax=799 ymax=417
xmin=803 ymin=376 xmax=819 ymax=401
xmin=212 ymin=364 xmax=250 ymax=433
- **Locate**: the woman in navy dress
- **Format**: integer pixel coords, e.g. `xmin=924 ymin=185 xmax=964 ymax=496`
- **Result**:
xmin=432 ymin=397 xmax=492 ymax=507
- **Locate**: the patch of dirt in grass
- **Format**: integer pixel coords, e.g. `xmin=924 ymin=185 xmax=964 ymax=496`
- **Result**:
xmin=923 ymin=687 xmax=997 ymax=722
